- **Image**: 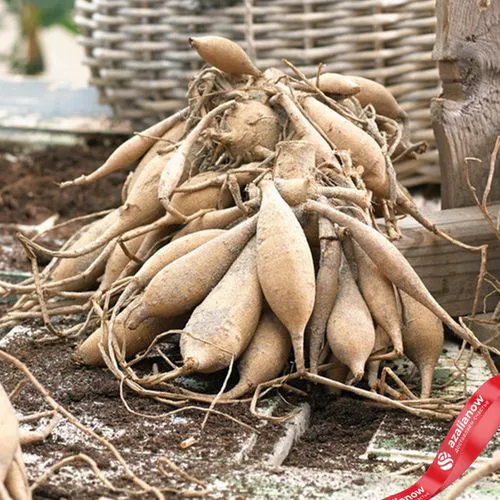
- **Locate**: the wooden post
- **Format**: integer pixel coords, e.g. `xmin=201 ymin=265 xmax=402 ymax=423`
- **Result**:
xmin=431 ymin=0 xmax=500 ymax=209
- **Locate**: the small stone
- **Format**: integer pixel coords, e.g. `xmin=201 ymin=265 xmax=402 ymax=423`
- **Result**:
xmin=269 ymin=466 xmax=284 ymax=475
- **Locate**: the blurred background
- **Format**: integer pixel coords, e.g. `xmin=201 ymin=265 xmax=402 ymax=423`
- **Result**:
xmin=0 ymin=0 xmax=87 ymax=84
xmin=0 ymin=0 xmax=441 ymax=190
xmin=0 ymin=0 xmax=442 ymax=226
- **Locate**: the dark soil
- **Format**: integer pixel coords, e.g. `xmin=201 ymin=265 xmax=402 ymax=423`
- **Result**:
xmin=1 ymin=143 xmax=496 ymax=498
xmin=0 ymin=227 xmax=33 ymax=272
xmin=0 ymin=324 xmax=272 ymax=499
xmin=0 ymin=141 xmax=127 ymax=224
xmin=0 ymin=141 xmax=128 ymax=277
xmin=1 ymin=320 xmax=414 ymax=499
xmin=284 ymin=390 xmax=387 ymax=471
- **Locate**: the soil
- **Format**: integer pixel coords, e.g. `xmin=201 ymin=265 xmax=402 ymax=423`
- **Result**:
xmin=0 ymin=140 xmax=129 ymax=316
xmin=0 ymin=140 xmax=126 ymax=224
xmin=0 ymin=140 xmax=128 ymax=275
xmin=0 ymin=320 xmax=416 ymax=499
xmin=1 ymin=142 xmax=498 ymax=498
xmin=0 ymin=323 xmax=274 ymax=499
xmin=285 ymin=392 xmax=387 ymax=471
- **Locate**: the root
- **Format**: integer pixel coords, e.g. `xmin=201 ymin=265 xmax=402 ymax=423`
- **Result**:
xmin=20 ymin=413 xmax=61 ymax=446
xmin=32 ymin=209 xmax=113 ymax=242
xmin=368 ymin=349 xmax=400 ymax=362
xmin=248 ymin=363 xmax=459 ymax=423
xmin=120 ymin=207 xmax=214 ymax=244
xmin=200 ymin=356 xmax=235 ymax=431
xmin=19 ymin=235 xmax=63 ymax=337
xmin=0 ymin=350 xmax=166 ymax=498
xmin=30 ymin=453 xmax=150 ymax=497
xmin=158 ymin=456 xmax=206 ymax=493
xmin=305 ymin=372 xmax=454 ymax=420
xmin=379 ymin=366 xmax=418 ymax=400
xmin=444 ymin=453 xmax=500 ymax=499
xmin=59 ymin=107 xmax=189 ymax=188
xmin=139 ymin=360 xmax=196 ymax=387
xmin=5 ymin=50 xmax=499 ymax=491
xmin=1 ymin=241 xmax=113 ymax=296
xmin=282 ymin=59 xmax=365 ymax=127
xmin=396 ymin=188 xmax=486 ymax=252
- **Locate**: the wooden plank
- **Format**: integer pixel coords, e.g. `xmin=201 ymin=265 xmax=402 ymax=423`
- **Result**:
xmin=0 ymin=78 xmax=131 ymax=137
xmin=464 ymin=313 xmax=500 ymax=351
xmin=395 ymin=203 xmax=500 ymax=316
xmin=431 ymin=0 xmax=500 ymax=209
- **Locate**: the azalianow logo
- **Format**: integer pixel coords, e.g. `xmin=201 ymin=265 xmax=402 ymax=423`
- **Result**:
xmin=437 ymin=451 xmax=454 ymax=471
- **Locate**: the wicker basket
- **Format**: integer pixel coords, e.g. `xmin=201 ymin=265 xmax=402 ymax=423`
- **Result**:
xmin=75 ymin=0 xmax=440 ymax=185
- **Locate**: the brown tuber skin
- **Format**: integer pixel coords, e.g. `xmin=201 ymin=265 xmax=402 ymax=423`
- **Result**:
xmin=221 ymin=310 xmax=291 ymax=399
xmin=180 ymin=309 xmax=291 ymax=401
xmin=60 ymin=108 xmax=188 ymax=188
xmin=168 ymin=170 xmax=234 ymax=219
xmin=46 ymin=210 xmax=120 ymax=291
xmin=274 ymin=140 xmax=316 ymax=179
xmin=117 ymin=226 xmax=171 ymax=281
xmin=274 ymin=178 xmax=313 ymax=206
xmin=6 ymin=46 xmax=459 ymax=426
xmin=172 ymin=203 xmax=254 ymax=240
xmin=209 ymin=100 xmax=280 ymax=162
xmin=367 ymin=326 xmax=391 ymax=391
xmin=353 ymin=242 xmax=404 ymax=357
xmin=97 ymin=233 xmax=145 ymax=294
xmin=0 ymin=383 xmax=20 ymax=483
xmin=122 ymin=168 xmax=238 ymax=244
xmin=137 ymin=216 xmax=258 ymax=323
xmin=305 ymin=200 xmax=481 ymax=351
xmin=400 ymin=291 xmax=444 ymax=399
xmin=3 ymin=445 xmax=30 ymax=500
xmin=157 ymin=101 xmax=236 ymax=210
xmin=73 ymin=296 xmax=187 ymax=367
xmin=181 ymin=238 xmax=263 ymax=374
xmin=346 ymin=75 xmax=407 ymax=121
xmin=300 ymin=94 xmax=390 ymax=198
xmin=37 ymin=150 xmax=175 ymax=260
xmin=189 ymin=36 xmax=261 ymax=77
xmin=307 ymin=218 xmax=341 ymax=374
xmin=271 ymin=92 xmax=333 ymax=165
xmin=126 ymin=119 xmax=186 ymax=197
xmin=120 ymin=229 xmax=226 ymax=304
xmin=0 ymin=384 xmax=30 ymax=500
xmin=327 ymin=253 xmax=375 ymax=380
xmin=318 ymin=186 xmax=372 ymax=210
xmin=256 ymin=180 xmax=315 ymax=374
xmin=323 ymin=351 xmax=350 ymax=395
xmin=307 ymin=73 xmax=361 ymax=96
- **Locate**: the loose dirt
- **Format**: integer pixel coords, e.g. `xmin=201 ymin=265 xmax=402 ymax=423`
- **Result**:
xmin=0 ymin=323 xmax=276 ymax=498
xmin=1 ymin=143 xmax=495 ymax=499
xmin=0 ymin=141 xmax=126 ymax=224
xmin=0 ymin=140 xmax=128 ymax=277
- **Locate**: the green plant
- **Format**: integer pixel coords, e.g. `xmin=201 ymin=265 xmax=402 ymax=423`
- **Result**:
xmin=6 ymin=0 xmax=75 ymax=75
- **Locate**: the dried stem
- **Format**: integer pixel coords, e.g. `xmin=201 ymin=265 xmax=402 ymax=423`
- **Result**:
xmin=0 ymin=350 xmax=165 ymax=499
xmin=444 ymin=453 xmax=500 ymax=499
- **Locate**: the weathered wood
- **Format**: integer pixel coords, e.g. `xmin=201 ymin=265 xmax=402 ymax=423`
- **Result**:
xmin=0 ymin=78 xmax=131 ymax=139
xmin=431 ymin=0 xmax=500 ymax=209
xmin=395 ymin=203 xmax=500 ymax=317
xmin=464 ymin=313 xmax=500 ymax=350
